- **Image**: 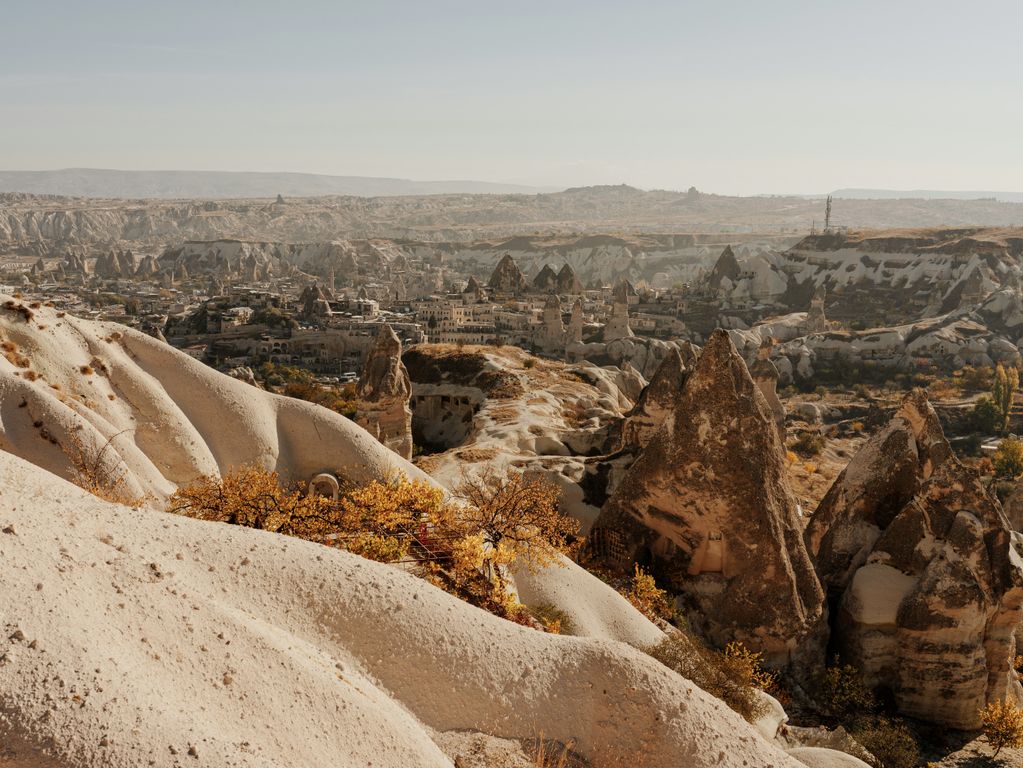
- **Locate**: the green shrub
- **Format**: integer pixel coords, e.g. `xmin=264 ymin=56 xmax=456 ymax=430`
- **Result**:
xmin=792 ymin=431 xmax=826 ymax=457
xmin=851 ymin=716 xmax=920 ymax=768
xmin=813 ymin=659 xmax=876 ymax=720
xmin=993 ymin=480 xmax=1017 ymax=504
xmin=974 ymin=396 xmax=1001 ymax=433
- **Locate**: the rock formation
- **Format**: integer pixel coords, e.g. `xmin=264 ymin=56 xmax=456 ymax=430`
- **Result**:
xmin=1002 ymin=483 xmax=1023 ymax=532
xmin=620 ymin=347 xmax=688 ymax=451
xmin=487 ymin=254 xmax=525 ymax=294
xmin=535 ymin=294 xmax=565 ymax=353
xmin=708 ymin=245 xmax=740 ymax=292
xmin=463 ymin=275 xmax=486 ymax=302
xmin=603 ymin=280 xmax=634 ymax=341
xmin=568 ymin=299 xmax=585 ymax=344
xmin=804 ymin=284 xmax=828 ymax=332
xmin=557 ymin=263 xmax=584 ymax=293
xmin=805 ymin=390 xmax=1023 ymax=728
xmin=750 ymin=336 xmax=785 ymax=440
xmin=593 ymin=330 xmax=826 ymax=668
xmin=356 ymin=324 xmax=414 ymax=460
xmin=531 ymin=264 xmax=558 ymax=292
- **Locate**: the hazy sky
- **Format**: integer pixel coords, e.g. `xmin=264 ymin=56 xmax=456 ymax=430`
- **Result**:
xmin=3 ymin=0 xmax=1022 ymax=195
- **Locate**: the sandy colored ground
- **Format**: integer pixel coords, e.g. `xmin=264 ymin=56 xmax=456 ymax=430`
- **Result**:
xmin=0 ymin=450 xmax=805 ymax=768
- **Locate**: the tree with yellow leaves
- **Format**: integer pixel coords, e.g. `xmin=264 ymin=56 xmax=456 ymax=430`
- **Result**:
xmin=993 ymin=364 xmax=1019 ymax=435
xmin=981 ymin=698 xmax=1023 ymax=759
xmin=455 ymin=468 xmax=578 ymax=575
xmin=168 ymin=466 xmax=576 ymax=629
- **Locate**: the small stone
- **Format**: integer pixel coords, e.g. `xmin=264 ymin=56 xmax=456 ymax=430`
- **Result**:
xmin=188 ymin=745 xmax=198 ymax=758
xmin=2 ymin=524 xmax=15 ymax=535
xmin=99 ymin=737 xmax=109 ymax=747
xmin=10 ymin=629 xmax=26 ymax=642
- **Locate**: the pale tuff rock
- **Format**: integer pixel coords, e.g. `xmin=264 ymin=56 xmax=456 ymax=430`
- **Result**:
xmin=568 ymin=299 xmax=585 ymax=343
xmin=750 ymin=336 xmax=785 ymax=441
xmin=226 ymin=366 xmax=259 ymax=387
xmin=806 ymin=390 xmax=1023 ymax=728
xmin=356 ymin=324 xmax=414 ymax=460
xmin=0 ymin=450 xmax=807 ymax=768
xmin=594 ymin=329 xmax=826 ymax=668
xmin=620 ymin=347 xmax=688 ymax=451
xmin=463 ymin=274 xmax=486 ymax=301
xmin=487 ymin=254 xmax=526 ymax=294
xmin=535 ymin=294 xmax=566 ymax=353
xmin=603 ymin=279 xmax=635 ymax=341
xmin=804 ymin=283 xmax=829 ymax=333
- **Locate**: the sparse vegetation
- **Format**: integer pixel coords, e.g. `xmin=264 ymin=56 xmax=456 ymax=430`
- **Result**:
xmin=63 ymin=428 xmax=145 ymax=507
xmin=791 ymin=431 xmax=825 ymax=457
xmin=648 ymin=634 xmax=771 ymax=723
xmin=994 ymin=438 xmax=1023 ymax=479
xmin=981 ymin=699 xmax=1023 ymax=759
xmin=813 ymin=659 xmax=876 ymax=720
xmin=960 ymin=365 xmax=995 ymax=392
xmin=975 ymin=396 xmax=1002 ymax=433
xmin=529 ymin=603 xmax=574 ymax=635
xmin=852 ymin=716 xmax=920 ymax=768
xmin=812 ymin=659 xmax=920 ymax=768
xmin=993 ymin=364 xmax=1019 ymax=435
xmin=259 ymin=362 xmax=358 ymax=418
xmin=455 ymin=468 xmax=578 ymax=575
xmin=624 ymin=564 xmax=675 ymax=622
xmin=169 ymin=466 xmax=574 ymax=629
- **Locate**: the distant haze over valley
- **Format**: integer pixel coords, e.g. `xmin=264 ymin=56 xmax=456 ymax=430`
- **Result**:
xmin=4 ymin=169 xmax=1023 ymax=205
xmin=0 ymin=168 xmax=559 ymax=199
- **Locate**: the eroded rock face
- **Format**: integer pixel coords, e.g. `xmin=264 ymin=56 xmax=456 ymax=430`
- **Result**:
xmin=806 ymin=390 xmax=1023 ymax=728
xmin=557 ymin=263 xmax=584 ymax=293
xmin=620 ymin=347 xmax=688 ymax=451
xmin=356 ymin=325 xmax=414 ymax=460
xmin=603 ymin=280 xmax=634 ymax=341
xmin=594 ymin=329 xmax=826 ymax=669
xmin=488 ymin=254 xmax=525 ymax=294
xmin=805 ymin=390 xmax=951 ymax=592
xmin=750 ymin=337 xmax=785 ymax=441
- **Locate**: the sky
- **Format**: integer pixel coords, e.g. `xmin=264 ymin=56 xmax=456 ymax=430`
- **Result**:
xmin=2 ymin=0 xmax=1022 ymax=195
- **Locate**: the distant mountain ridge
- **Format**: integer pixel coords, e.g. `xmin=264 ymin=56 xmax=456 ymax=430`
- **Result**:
xmin=833 ymin=188 xmax=1023 ymax=203
xmin=0 ymin=168 xmax=559 ymax=199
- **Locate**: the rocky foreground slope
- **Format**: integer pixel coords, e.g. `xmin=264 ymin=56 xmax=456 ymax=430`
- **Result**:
xmin=0 ymin=295 xmax=661 ymax=651
xmin=0 ymin=451 xmax=806 ymax=768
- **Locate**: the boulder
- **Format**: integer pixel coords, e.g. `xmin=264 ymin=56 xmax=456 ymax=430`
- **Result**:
xmin=593 ymin=330 xmax=826 ymax=669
